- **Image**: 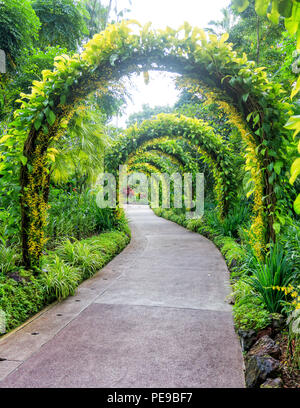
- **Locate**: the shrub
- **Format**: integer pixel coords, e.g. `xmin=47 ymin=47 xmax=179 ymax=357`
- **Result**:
xmin=0 ymin=273 xmax=47 ymax=332
xmin=0 ymin=245 xmax=21 ymax=276
xmin=204 ymin=203 xmax=249 ymax=239
xmin=56 ymin=239 xmax=106 ymax=279
xmin=41 ymin=255 xmax=81 ymax=300
xmin=231 ymin=278 xmax=271 ymax=331
xmin=249 ymin=243 xmax=297 ymax=313
xmin=186 ymin=217 xmax=204 ymax=232
xmin=46 ymin=189 xmax=119 ymax=248
xmin=219 ymin=237 xmax=248 ymax=267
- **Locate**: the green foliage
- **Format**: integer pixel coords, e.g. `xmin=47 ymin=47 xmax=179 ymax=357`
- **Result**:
xmin=32 ymin=0 xmax=88 ymax=50
xmin=51 ymin=106 xmax=107 ymax=185
xmin=83 ymin=0 xmax=109 ymax=37
xmin=46 ymin=189 xmax=119 ymax=247
xmin=42 ymin=254 xmax=81 ymax=299
xmin=249 ymin=242 xmax=297 ymax=313
xmin=279 ymin=220 xmax=300 ymax=271
xmin=42 ymin=229 xmax=130 ymax=299
xmin=0 ymin=206 xmax=20 ymax=247
xmin=126 ymin=104 xmax=173 ymax=126
xmin=0 ymin=245 xmax=20 ymax=275
xmin=232 ymin=0 xmax=300 ymax=217
xmin=0 ymin=226 xmax=130 ymax=333
xmin=205 ymin=203 xmax=250 ymax=239
xmin=219 ymin=236 xmax=248 ymax=266
xmin=186 ymin=218 xmax=205 ymax=232
xmin=0 ymin=46 xmax=67 ymax=120
xmin=175 ymin=91 xmax=233 ymax=142
xmin=233 ymin=0 xmax=300 ymax=47
xmin=229 ymin=1 xmax=288 ymax=70
xmin=0 ymin=272 xmax=48 ymax=332
xmin=55 ymin=238 xmax=106 ymax=279
xmin=232 ymin=277 xmax=271 ymax=330
xmin=0 ymin=0 xmax=40 ymax=66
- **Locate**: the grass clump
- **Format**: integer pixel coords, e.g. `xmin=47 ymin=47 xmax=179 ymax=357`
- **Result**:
xmin=42 ymin=255 xmax=81 ymax=300
xmin=0 ymin=228 xmax=130 ymax=334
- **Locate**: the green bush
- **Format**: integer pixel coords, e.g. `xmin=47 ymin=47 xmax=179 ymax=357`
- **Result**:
xmin=0 ymin=228 xmax=130 ymax=334
xmin=186 ymin=217 xmax=204 ymax=232
xmin=0 ymin=245 xmax=21 ymax=275
xmin=0 ymin=273 xmax=48 ymax=332
xmin=219 ymin=237 xmax=248 ymax=267
xmin=231 ymin=278 xmax=271 ymax=331
xmin=55 ymin=239 xmax=105 ymax=279
xmin=204 ymin=203 xmax=249 ymax=239
xmin=46 ymin=189 xmax=120 ymax=248
xmin=41 ymin=255 xmax=81 ymax=300
xmin=249 ymin=243 xmax=297 ymax=313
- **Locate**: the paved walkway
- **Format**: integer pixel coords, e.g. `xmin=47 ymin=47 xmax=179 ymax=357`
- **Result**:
xmin=0 ymin=206 xmax=244 ymax=388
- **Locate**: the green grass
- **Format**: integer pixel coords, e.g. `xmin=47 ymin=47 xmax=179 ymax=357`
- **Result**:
xmin=0 ymin=228 xmax=130 ymax=334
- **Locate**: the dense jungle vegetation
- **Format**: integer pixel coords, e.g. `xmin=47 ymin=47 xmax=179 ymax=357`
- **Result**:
xmin=0 ymin=0 xmax=299 ymax=387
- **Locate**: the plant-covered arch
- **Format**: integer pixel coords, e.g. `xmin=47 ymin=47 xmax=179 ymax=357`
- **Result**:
xmin=105 ymin=114 xmax=238 ymax=218
xmin=128 ymin=137 xmax=202 ymax=173
xmin=127 ymin=151 xmax=184 ymax=173
xmin=0 ymin=20 xmax=295 ymax=267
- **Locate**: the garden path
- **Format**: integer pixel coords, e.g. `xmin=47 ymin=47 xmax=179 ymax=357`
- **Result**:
xmin=0 ymin=205 xmax=244 ymax=387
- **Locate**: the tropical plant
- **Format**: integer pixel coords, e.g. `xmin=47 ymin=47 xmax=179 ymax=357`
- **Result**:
xmin=0 ymin=0 xmax=40 ymax=68
xmin=42 ymin=255 xmax=81 ymax=299
xmin=32 ymin=0 xmax=89 ymax=50
xmin=231 ymin=277 xmax=272 ymax=330
xmin=249 ymin=243 xmax=297 ymax=313
xmin=55 ymin=238 xmax=105 ymax=279
xmin=0 ymin=245 xmax=20 ymax=275
xmin=232 ymin=0 xmax=300 ymax=215
xmin=206 ymin=6 xmax=238 ymax=36
xmin=50 ymin=106 xmax=107 ymax=185
xmin=46 ymin=189 xmax=117 ymax=247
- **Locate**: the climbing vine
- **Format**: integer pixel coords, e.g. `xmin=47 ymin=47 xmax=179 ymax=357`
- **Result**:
xmin=105 ymin=113 xmax=238 ymax=220
xmin=0 ymin=20 xmax=295 ymax=267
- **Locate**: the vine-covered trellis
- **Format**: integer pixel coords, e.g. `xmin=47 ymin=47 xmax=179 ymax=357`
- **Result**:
xmin=0 ymin=20 xmax=296 ymax=268
xmin=105 ymin=113 xmax=238 ymax=220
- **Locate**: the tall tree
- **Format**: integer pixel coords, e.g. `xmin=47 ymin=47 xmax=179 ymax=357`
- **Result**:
xmin=32 ymin=0 xmax=89 ymax=50
xmin=0 ymin=0 xmax=40 ymax=69
xmin=206 ymin=6 xmax=238 ymax=35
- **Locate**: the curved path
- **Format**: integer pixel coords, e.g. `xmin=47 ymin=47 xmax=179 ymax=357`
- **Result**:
xmin=0 ymin=206 xmax=244 ymax=388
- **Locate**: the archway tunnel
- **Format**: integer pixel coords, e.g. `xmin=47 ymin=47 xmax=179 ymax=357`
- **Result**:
xmin=1 ymin=21 xmax=297 ymax=267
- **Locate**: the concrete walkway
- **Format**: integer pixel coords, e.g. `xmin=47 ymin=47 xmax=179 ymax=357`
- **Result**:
xmin=0 ymin=206 xmax=245 ymax=388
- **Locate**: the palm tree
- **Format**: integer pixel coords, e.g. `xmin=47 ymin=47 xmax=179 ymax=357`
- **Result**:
xmin=206 ymin=7 xmax=238 ymax=36
xmin=50 ymin=105 xmax=108 ymax=189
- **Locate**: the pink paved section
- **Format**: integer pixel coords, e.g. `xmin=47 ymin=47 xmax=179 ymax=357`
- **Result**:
xmin=0 ymin=206 xmax=245 ymax=388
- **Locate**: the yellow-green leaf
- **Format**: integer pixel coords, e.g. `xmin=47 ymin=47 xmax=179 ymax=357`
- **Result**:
xmin=0 ymin=134 xmax=11 ymax=143
xmin=291 ymin=75 xmax=300 ymax=99
xmin=255 ymin=0 xmax=269 ymax=16
xmin=294 ymin=194 xmax=300 ymax=214
xmin=289 ymin=157 xmax=300 ymax=184
xmin=220 ymin=32 xmax=229 ymax=43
